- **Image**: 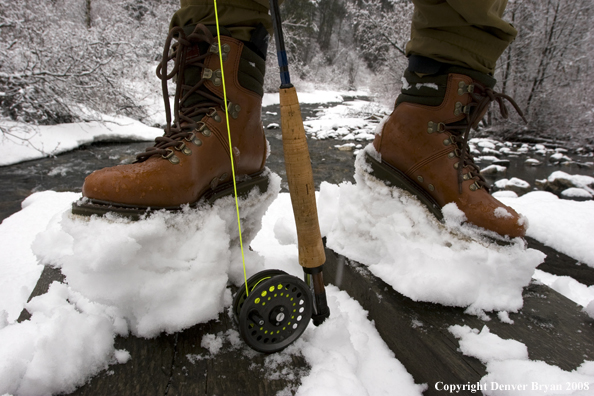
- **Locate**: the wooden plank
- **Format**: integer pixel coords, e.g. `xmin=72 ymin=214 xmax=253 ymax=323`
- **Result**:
xmin=19 ymin=266 xmax=308 ymax=396
xmin=527 ymin=236 xmax=594 ymax=286
xmin=322 ymin=247 xmax=594 ymax=396
xmin=19 ymin=240 xmax=594 ymax=396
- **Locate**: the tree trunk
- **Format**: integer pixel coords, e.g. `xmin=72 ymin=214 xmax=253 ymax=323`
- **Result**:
xmin=85 ymin=0 xmax=92 ymax=29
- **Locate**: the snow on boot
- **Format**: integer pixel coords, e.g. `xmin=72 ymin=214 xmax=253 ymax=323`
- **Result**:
xmin=72 ymin=24 xmax=271 ymax=220
xmin=365 ymin=66 xmax=527 ymax=239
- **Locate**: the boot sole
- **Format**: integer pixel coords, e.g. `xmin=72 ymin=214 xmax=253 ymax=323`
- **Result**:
xmin=71 ymin=170 xmax=270 ymax=220
xmin=364 ymin=153 xmax=443 ymax=221
xmin=364 ymin=153 xmax=519 ymax=245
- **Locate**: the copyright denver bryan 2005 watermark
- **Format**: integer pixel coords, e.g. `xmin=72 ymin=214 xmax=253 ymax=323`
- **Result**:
xmin=434 ymin=381 xmax=590 ymax=393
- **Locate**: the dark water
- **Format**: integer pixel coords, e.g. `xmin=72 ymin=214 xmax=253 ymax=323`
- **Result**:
xmin=1 ymin=102 xmax=592 ymax=223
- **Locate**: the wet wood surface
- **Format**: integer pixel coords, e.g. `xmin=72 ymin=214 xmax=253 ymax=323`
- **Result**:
xmin=20 ymin=239 xmax=594 ymax=395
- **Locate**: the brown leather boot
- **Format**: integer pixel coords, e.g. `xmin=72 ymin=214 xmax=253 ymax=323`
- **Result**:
xmin=366 ymin=66 xmax=527 ymax=238
xmin=73 ymin=25 xmax=269 ymax=218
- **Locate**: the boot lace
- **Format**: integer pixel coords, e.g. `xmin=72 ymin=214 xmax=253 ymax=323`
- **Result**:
xmin=136 ymin=24 xmax=223 ymax=162
xmin=442 ymin=84 xmax=526 ymax=194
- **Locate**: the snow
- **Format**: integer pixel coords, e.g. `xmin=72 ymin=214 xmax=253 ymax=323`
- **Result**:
xmin=532 ymin=270 xmax=594 ymax=309
xmin=317 ymin=147 xmax=544 ymax=316
xmin=525 ymin=158 xmax=542 ymax=166
xmin=0 ymin=191 xmax=79 ymax=322
xmin=262 ymin=90 xmax=368 ymax=108
xmin=449 ymin=325 xmax=594 ymax=396
xmin=481 ymin=164 xmax=507 ymax=174
xmin=0 ymin=116 xmax=161 ymax=166
xmin=291 ymin=286 xmax=426 ymax=396
xmin=562 ymin=188 xmax=592 ymax=199
xmin=495 ymin=191 xmax=594 ymax=268
xmin=507 ymin=177 xmax=531 ymax=188
xmin=549 ymin=171 xmax=594 ymax=194
xmin=448 ymin=325 xmax=529 ymax=364
xmin=1 ymin=95 xmax=594 ymax=395
xmin=33 ymin=171 xmax=281 ymax=338
xmin=301 ymin=99 xmax=386 ymax=141
xmin=0 ymin=282 xmax=118 ymax=396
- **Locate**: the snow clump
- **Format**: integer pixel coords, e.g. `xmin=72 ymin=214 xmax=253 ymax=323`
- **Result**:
xmin=317 ymin=146 xmax=544 ymax=316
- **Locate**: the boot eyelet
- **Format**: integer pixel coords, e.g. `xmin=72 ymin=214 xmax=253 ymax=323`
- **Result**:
xmin=458 ymin=81 xmax=475 ymax=96
xmin=469 ymin=181 xmax=481 ymax=191
xmin=213 ymin=70 xmax=223 ymax=86
xmin=428 ymin=184 xmax=435 ymax=191
xmin=427 ymin=121 xmax=445 ymax=134
xmin=207 ymin=108 xmax=221 ymax=122
xmin=202 ymin=68 xmax=213 ymax=79
xmin=448 ymin=149 xmax=461 ymax=158
xmin=453 ymin=162 xmax=460 ymax=169
xmin=175 ymin=142 xmax=192 ymax=155
xmin=209 ymin=43 xmax=228 ymax=61
xmin=417 ymin=176 xmax=424 ymax=183
xmin=192 ymin=135 xmax=203 ymax=146
xmin=454 ymin=102 xmax=470 ymax=116
xmin=229 ymin=102 xmax=241 ymax=119
xmin=443 ymin=138 xmax=452 ymax=146
xmin=162 ymin=149 xmax=180 ymax=164
xmin=186 ymin=132 xmax=202 ymax=146
xmin=196 ymin=122 xmax=212 ymax=137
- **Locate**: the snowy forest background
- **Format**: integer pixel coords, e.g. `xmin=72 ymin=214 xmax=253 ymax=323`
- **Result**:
xmin=1 ymin=0 xmax=593 ymax=146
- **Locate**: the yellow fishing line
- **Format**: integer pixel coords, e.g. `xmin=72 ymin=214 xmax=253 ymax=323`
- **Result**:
xmin=213 ymin=0 xmax=250 ymax=297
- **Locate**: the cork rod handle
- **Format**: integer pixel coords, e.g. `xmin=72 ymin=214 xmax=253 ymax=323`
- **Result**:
xmin=279 ymin=86 xmax=326 ymax=269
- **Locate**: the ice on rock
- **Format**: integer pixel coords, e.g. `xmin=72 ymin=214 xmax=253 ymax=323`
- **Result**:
xmin=507 ymin=178 xmax=530 ymax=188
xmin=549 ymin=171 xmax=594 ymax=194
xmin=480 ymin=164 xmax=507 ymax=175
xmin=317 ymin=147 xmax=544 ymax=315
xmin=562 ymin=188 xmax=592 ymax=200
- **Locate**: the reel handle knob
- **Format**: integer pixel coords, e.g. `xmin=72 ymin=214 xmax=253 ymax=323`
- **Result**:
xmin=249 ymin=311 xmax=265 ymax=327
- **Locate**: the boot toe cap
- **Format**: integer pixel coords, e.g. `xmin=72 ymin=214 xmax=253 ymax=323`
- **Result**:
xmin=81 ymin=159 xmax=193 ymax=207
xmin=465 ymin=200 xmax=527 ymax=239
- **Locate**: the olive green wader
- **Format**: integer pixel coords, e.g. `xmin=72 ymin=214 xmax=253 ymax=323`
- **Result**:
xmin=406 ymin=0 xmax=517 ymax=75
xmin=170 ymin=0 xmax=279 ymax=41
xmin=172 ymin=0 xmax=516 ymax=75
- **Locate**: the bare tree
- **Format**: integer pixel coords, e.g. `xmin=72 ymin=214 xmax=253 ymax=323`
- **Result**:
xmin=0 ymin=0 xmax=176 ymax=126
xmin=495 ymin=0 xmax=594 ymax=145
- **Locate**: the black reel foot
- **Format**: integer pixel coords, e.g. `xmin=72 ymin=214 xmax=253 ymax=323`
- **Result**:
xmin=233 ymin=270 xmax=312 ymax=353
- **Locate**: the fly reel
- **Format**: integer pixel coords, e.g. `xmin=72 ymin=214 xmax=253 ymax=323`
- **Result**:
xmin=233 ymin=270 xmax=313 ymax=353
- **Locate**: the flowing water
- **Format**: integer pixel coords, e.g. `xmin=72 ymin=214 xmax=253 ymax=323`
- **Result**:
xmin=1 ymin=102 xmax=592 ymax=223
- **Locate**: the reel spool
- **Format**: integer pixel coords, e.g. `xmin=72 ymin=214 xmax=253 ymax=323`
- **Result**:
xmin=233 ymin=270 xmax=312 ymax=353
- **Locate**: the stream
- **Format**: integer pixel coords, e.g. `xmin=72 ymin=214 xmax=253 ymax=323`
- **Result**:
xmin=1 ymin=101 xmax=592 ymax=223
